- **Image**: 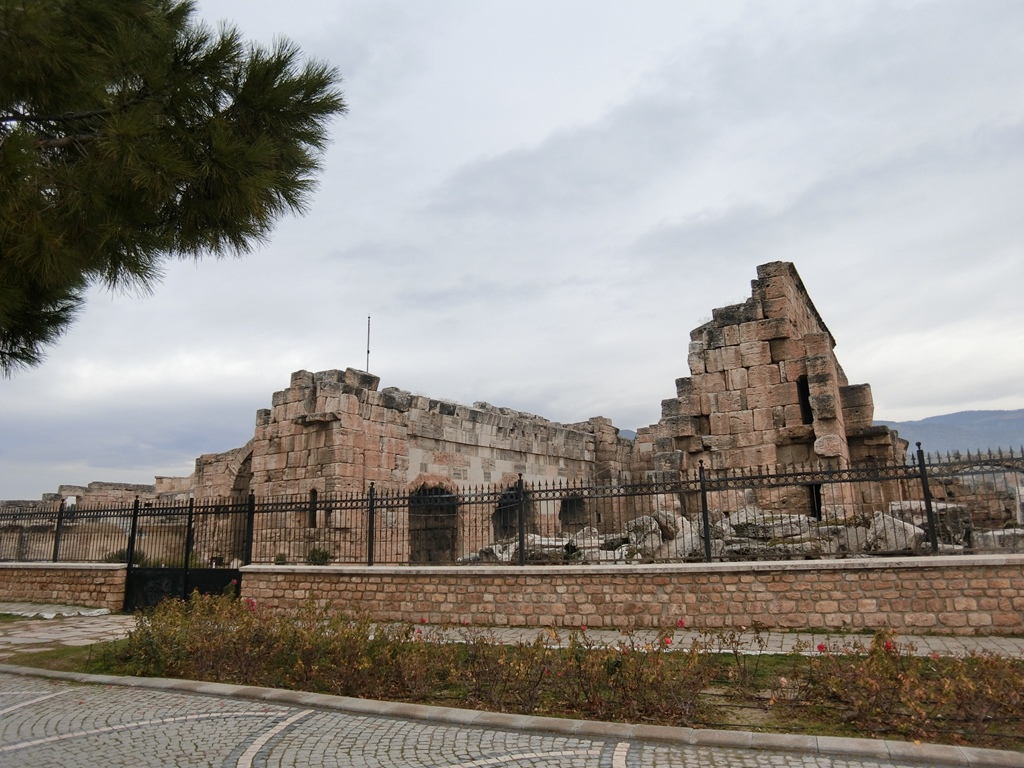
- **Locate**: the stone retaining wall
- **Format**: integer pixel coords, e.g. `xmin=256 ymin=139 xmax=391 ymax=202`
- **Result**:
xmin=241 ymin=555 xmax=1024 ymax=635
xmin=0 ymin=563 xmax=126 ymax=611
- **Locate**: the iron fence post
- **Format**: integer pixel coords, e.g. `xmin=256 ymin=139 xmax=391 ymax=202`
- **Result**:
xmin=699 ymin=462 xmax=712 ymax=562
xmin=181 ymin=498 xmax=196 ymax=600
xmin=51 ymin=499 xmax=66 ymax=562
xmin=916 ymin=443 xmax=939 ymax=554
xmin=517 ymin=474 xmax=526 ymax=566
xmin=122 ymin=496 xmax=141 ymax=612
xmin=367 ymin=483 xmax=376 ymax=566
xmin=243 ymin=493 xmax=256 ymax=564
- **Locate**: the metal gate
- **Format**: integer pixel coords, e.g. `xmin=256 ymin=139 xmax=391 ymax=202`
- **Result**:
xmin=121 ymin=496 xmax=254 ymax=612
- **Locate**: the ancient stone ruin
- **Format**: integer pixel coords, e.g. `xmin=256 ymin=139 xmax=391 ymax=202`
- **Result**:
xmin=5 ymin=262 xmax=1021 ymax=564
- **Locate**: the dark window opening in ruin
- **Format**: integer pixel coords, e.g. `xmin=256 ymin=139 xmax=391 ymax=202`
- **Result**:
xmin=808 ymin=483 xmax=823 ymax=520
xmin=797 ymin=375 xmax=814 ymax=425
xmin=307 ymin=489 xmax=318 ymax=528
xmin=409 ymin=485 xmax=459 ymax=564
xmin=558 ymin=495 xmax=588 ymax=532
xmin=492 ymin=485 xmax=534 ymax=542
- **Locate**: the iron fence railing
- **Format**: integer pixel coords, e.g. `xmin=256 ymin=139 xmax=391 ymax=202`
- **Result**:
xmin=2 ymin=446 xmax=1021 ymax=568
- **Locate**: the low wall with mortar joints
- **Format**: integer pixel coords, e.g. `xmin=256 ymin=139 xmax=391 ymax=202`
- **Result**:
xmin=0 ymin=563 xmax=126 ymax=611
xmin=240 ymin=554 xmax=1024 ymax=635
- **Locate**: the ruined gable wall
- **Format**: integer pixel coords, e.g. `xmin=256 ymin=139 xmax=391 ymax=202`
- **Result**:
xmin=637 ymin=262 xmax=898 ymax=482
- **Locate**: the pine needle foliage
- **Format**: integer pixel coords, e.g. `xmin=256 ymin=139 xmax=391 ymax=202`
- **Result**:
xmin=0 ymin=0 xmax=346 ymax=374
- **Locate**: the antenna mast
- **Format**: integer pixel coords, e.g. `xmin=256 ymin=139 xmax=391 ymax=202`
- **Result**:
xmin=366 ymin=315 xmax=371 ymax=372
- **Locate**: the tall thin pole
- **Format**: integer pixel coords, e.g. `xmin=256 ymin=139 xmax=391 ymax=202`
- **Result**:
xmin=366 ymin=315 xmax=371 ymax=372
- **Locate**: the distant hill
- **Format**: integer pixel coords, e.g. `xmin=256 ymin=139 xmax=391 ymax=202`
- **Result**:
xmin=877 ymin=410 xmax=1024 ymax=456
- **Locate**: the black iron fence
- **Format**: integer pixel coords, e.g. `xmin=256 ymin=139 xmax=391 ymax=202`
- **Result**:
xmin=2 ymin=447 xmax=1022 ymax=569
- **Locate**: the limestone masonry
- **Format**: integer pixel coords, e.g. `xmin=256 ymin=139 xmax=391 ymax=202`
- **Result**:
xmin=11 ymin=262 xmax=905 ymax=507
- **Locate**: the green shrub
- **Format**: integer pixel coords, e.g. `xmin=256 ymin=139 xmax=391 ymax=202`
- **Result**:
xmin=305 ymin=547 xmax=330 ymax=565
xmin=101 ymin=548 xmax=148 ymax=566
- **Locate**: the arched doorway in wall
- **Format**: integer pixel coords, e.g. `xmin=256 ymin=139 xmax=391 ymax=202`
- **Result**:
xmin=408 ymin=484 xmax=460 ymax=564
xmin=492 ymin=484 xmax=535 ymax=542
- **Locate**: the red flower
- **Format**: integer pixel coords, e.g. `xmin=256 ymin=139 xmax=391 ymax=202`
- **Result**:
xmin=664 ymin=637 xmax=672 ymax=645
xmin=420 ymin=617 xmax=427 ymax=624
xmin=580 ymin=624 xmax=587 ymax=632
xmin=677 ymin=618 xmax=685 ymax=628
xmin=884 ymin=640 xmax=894 ymax=651
xmin=817 ymin=643 xmax=827 ymax=653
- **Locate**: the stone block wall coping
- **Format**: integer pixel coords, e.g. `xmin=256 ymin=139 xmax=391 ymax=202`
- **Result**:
xmin=240 ymin=553 xmax=1024 ymax=578
xmin=0 ymin=563 xmax=126 ymax=571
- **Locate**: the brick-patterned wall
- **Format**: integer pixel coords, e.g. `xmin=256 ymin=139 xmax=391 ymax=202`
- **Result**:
xmin=241 ymin=554 xmax=1024 ymax=635
xmin=0 ymin=564 xmax=126 ymax=611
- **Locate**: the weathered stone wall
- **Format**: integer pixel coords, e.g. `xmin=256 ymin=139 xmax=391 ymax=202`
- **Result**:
xmin=193 ymin=441 xmax=253 ymax=500
xmin=0 ymin=563 xmax=126 ymax=611
xmin=241 ymin=554 xmax=1024 ymax=635
xmin=247 ymin=368 xmax=632 ymax=499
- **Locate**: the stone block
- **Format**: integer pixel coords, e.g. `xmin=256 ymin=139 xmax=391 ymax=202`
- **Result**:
xmin=809 ymin=394 xmax=838 ymax=420
xmin=710 ymin=413 xmax=730 ymax=435
xmin=721 ymin=345 xmax=743 ymax=369
xmin=842 ymin=405 xmax=873 ymax=430
xmin=778 ymin=359 xmax=807 ymax=382
xmin=713 ymin=390 xmax=747 ymax=412
xmin=759 ymin=296 xmax=793 ymax=320
xmin=739 ymin=317 xmax=796 ymax=343
xmin=691 ymin=371 xmax=727 ymax=395
xmin=712 ymin=300 xmax=761 ymax=326
xmin=739 ymin=341 xmax=772 ymax=367
xmin=705 ymin=348 xmax=724 ymax=373
xmin=752 ymin=408 xmax=779 ymax=432
xmin=728 ymin=410 xmax=755 ymax=435
xmin=747 ymin=364 xmax=782 ymax=389
xmin=767 ymin=381 xmax=799 ymax=407
xmin=839 ymin=383 xmax=873 ymax=408
xmin=769 ymin=337 xmax=805 ymax=363
xmin=813 ymin=434 xmax=845 ymax=457
xmin=661 ymin=415 xmax=698 ymax=436
xmin=702 ymin=434 xmax=736 ymax=451
xmin=726 ymin=367 xmax=748 ymax=391
xmin=803 ymin=333 xmax=833 ymax=356
xmin=290 ymin=370 xmax=315 ymax=388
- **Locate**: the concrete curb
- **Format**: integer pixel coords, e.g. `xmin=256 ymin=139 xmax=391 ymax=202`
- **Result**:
xmin=1 ymin=664 xmax=1020 ymax=767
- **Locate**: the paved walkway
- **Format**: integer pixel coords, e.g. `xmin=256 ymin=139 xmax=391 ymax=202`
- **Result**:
xmin=0 ymin=603 xmax=1022 ymax=767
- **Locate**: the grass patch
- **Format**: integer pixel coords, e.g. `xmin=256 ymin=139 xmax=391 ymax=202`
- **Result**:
xmin=4 ymin=640 xmax=125 ymax=674
xmin=0 ymin=614 xmax=28 ymax=624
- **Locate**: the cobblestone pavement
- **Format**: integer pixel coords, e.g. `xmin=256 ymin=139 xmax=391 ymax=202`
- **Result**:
xmin=1 ymin=670 xmax=1016 ymax=768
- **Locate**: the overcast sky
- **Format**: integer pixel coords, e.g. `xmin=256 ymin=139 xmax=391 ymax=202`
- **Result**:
xmin=2 ymin=0 xmax=1023 ymax=500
